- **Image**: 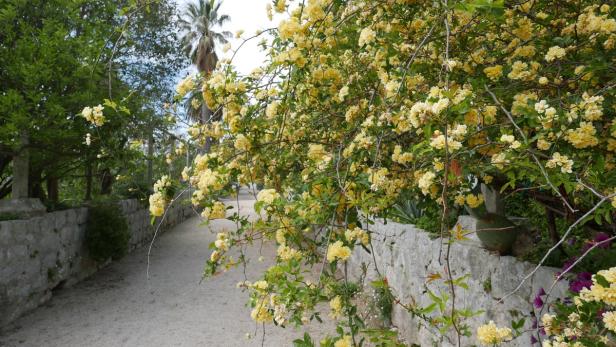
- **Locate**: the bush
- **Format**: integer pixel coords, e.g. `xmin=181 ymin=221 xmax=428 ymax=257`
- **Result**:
xmin=85 ymin=202 xmax=130 ymax=262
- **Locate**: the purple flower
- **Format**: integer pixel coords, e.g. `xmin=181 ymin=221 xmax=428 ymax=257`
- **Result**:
xmin=533 ymin=295 xmax=544 ymax=308
xmin=530 ymin=335 xmax=538 ymax=344
xmin=537 ymin=287 xmax=546 ymax=296
xmin=569 ymin=272 xmax=592 ymax=293
xmin=578 ymin=272 xmax=592 ymax=281
xmin=594 ymin=232 xmax=612 ymax=249
xmin=580 ymin=233 xmax=612 ymax=252
xmin=562 ymin=257 xmax=578 ymax=273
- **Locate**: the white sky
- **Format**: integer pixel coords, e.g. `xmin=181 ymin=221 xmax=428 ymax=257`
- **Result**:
xmin=176 ymin=0 xmax=280 ymax=76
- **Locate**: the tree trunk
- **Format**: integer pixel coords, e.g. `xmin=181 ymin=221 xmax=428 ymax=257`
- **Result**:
xmin=100 ymin=168 xmax=113 ymax=195
xmin=28 ymin=169 xmax=45 ymax=200
xmin=12 ymin=131 xmax=30 ymax=199
xmin=147 ymin=126 xmax=154 ymax=187
xmin=85 ymin=160 xmax=93 ymax=201
xmin=46 ymin=176 xmax=59 ymax=203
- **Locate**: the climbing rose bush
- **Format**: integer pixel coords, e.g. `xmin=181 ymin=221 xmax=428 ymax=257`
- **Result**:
xmin=151 ymin=0 xmax=616 ymax=345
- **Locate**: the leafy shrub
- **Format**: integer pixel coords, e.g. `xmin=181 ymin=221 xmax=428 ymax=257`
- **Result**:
xmin=387 ymin=190 xmax=459 ymax=234
xmin=85 ymin=202 xmax=130 ymax=262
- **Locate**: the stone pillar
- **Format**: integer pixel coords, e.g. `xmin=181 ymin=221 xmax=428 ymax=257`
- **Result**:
xmin=11 ymin=131 xmax=29 ymax=199
xmin=0 ymin=131 xmax=46 ymax=218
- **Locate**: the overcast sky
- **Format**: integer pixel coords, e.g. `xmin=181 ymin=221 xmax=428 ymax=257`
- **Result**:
xmin=175 ymin=0 xmax=280 ymax=76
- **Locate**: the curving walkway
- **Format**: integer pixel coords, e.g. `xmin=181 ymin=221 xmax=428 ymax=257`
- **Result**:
xmin=0 ymin=198 xmax=330 ymax=347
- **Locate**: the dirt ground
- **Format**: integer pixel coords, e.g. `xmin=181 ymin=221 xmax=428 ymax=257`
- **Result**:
xmin=0 ymin=198 xmax=332 ymax=347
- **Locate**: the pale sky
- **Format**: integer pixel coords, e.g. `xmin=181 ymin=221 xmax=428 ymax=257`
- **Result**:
xmin=176 ymin=0 xmax=281 ymax=76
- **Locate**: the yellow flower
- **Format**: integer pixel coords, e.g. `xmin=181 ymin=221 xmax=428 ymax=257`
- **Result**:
xmin=329 ymin=296 xmax=343 ymax=319
xmin=454 ymin=194 xmax=466 ymax=206
xmin=601 ymin=4 xmax=610 ymax=13
xmin=266 ymin=101 xmax=278 ymax=119
xmin=257 ymin=189 xmax=280 ymax=204
xmin=466 ymin=194 xmax=484 ymax=208
xmin=308 ymin=144 xmax=327 ymax=161
xmin=609 ymin=139 xmax=616 ymax=152
xmin=483 ymin=65 xmax=503 ymax=81
xmin=545 ymin=46 xmax=566 ymax=62
xmin=418 ymin=171 xmax=436 ymax=195
xmin=345 ymin=227 xmax=369 ymax=246
xmin=275 ymin=0 xmax=286 ymax=13
xmin=148 ymin=191 xmax=166 ymax=217
xmin=358 ymin=27 xmax=376 ymax=46
xmin=334 ymin=335 xmax=352 ymax=347
xmin=476 ymin=321 xmax=512 ymax=346
xmin=508 ymin=61 xmax=531 ymax=80
xmin=546 ymin=152 xmax=573 ymax=174
xmin=277 ymin=244 xmax=302 ymax=261
xmin=580 ymin=267 xmax=616 ymax=305
xmin=210 ymin=250 xmax=221 ymax=262
xmin=234 ymin=134 xmax=252 ymax=151
xmin=605 ymin=311 xmax=616 ymax=332
xmin=566 ymin=121 xmax=599 ymax=148
xmin=206 ymin=201 xmax=227 ymax=220
xmin=500 ymin=134 xmax=515 ymax=143
xmin=327 ymin=241 xmax=351 ymax=262
xmin=176 ymin=74 xmax=195 ymax=98
xmin=537 ymin=138 xmax=551 ymax=150
xmin=252 ymin=280 xmax=269 ymax=291
xmin=214 ymin=232 xmax=230 ymax=251
xmin=392 ymin=145 xmax=413 ymax=165
xmin=278 ymin=18 xmax=301 ymax=40
xmin=251 ymin=299 xmax=272 ymax=323
xmin=338 ymin=85 xmax=349 ymax=101
xmin=81 ymin=105 xmax=106 ymax=126
xmin=491 ymin=152 xmax=509 ymax=170
xmin=541 ymin=314 xmax=557 ymax=336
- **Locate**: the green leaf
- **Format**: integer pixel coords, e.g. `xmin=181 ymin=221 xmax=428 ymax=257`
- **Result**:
xmin=596 ymin=274 xmax=610 ymax=288
xmin=103 ymin=98 xmax=118 ymax=111
xmin=293 ymin=333 xmax=315 ymax=347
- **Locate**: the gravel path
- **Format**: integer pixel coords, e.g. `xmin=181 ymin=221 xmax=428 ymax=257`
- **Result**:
xmin=0 ymin=198 xmax=331 ymax=347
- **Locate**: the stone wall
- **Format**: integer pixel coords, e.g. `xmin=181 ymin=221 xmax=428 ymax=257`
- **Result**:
xmin=0 ymin=198 xmax=193 ymax=327
xmin=348 ymin=216 xmax=567 ymax=347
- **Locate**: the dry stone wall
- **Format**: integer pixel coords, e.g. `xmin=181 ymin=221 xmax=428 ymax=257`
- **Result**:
xmin=348 ymin=216 xmax=568 ymax=347
xmin=0 ymin=198 xmax=193 ymax=327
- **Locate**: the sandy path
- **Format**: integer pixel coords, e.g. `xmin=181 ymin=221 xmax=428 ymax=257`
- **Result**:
xmin=0 ymin=198 xmax=332 ymax=347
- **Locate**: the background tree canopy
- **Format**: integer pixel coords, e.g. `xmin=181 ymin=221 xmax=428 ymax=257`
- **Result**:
xmin=0 ymin=0 xmax=188 ymax=206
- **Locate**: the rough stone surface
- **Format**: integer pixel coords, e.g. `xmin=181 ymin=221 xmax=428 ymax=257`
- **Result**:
xmin=348 ymin=215 xmax=568 ymax=347
xmin=0 ymin=198 xmax=47 ymax=219
xmin=0 ymin=197 xmax=193 ymax=328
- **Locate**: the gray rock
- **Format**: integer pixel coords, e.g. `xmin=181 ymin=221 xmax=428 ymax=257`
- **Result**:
xmin=0 ymin=198 xmax=46 ymax=219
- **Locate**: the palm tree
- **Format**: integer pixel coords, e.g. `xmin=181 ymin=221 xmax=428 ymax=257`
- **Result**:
xmin=179 ymin=0 xmax=231 ymax=152
xmin=179 ymin=0 xmax=231 ymax=82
